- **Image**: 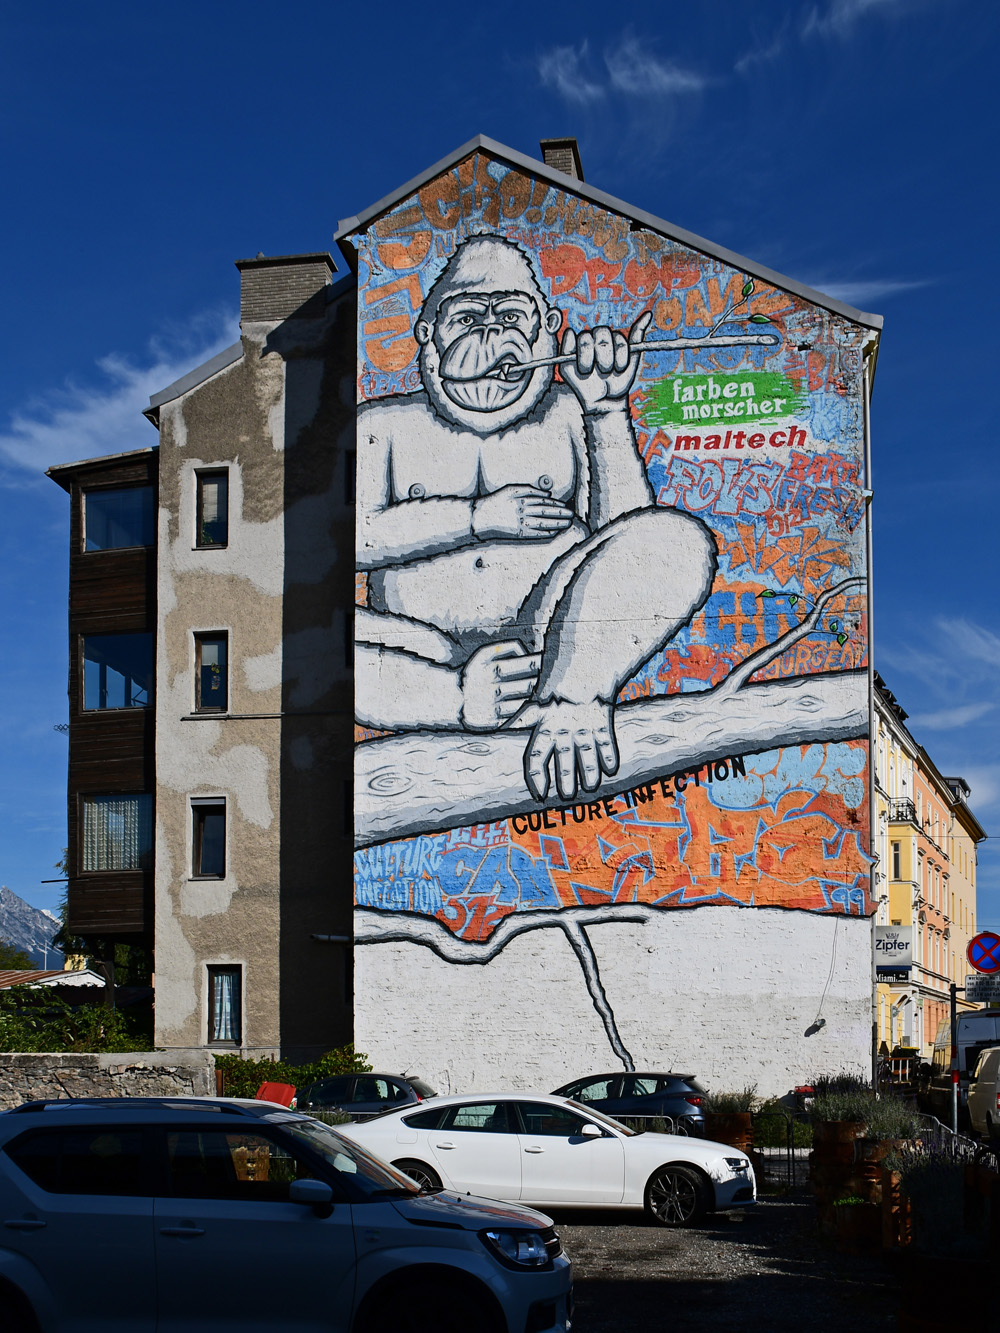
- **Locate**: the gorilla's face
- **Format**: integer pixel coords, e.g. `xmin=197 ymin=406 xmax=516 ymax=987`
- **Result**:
xmin=416 ymin=288 xmax=562 ymax=433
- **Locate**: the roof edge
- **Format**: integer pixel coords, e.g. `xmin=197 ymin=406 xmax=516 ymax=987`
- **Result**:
xmin=144 ymin=341 xmax=244 ymax=425
xmin=335 ymin=134 xmax=883 ymax=333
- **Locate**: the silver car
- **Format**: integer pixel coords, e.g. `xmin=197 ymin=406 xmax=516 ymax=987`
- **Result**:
xmin=0 ymin=1097 xmax=571 ymax=1333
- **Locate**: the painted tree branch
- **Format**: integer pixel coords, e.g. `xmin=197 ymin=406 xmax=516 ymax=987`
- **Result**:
xmin=356 ymin=668 xmax=867 ymax=846
xmin=355 ymin=574 xmax=868 ymax=847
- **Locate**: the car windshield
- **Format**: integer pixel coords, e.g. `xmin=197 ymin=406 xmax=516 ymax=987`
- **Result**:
xmin=282 ymin=1119 xmax=421 ymax=1199
xmin=566 ymin=1102 xmax=635 ymax=1135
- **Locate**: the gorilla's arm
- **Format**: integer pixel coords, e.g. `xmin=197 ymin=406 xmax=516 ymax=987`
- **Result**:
xmin=356 ymin=410 xmax=476 ymax=568
xmin=581 ymin=408 xmax=654 ymax=529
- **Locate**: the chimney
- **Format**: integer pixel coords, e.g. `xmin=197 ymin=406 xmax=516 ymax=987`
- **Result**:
xmin=539 ymin=138 xmax=584 ymax=182
xmin=234 ymin=252 xmax=335 ymax=324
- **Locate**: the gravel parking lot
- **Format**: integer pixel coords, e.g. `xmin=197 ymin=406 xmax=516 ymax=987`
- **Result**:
xmin=549 ymin=1187 xmax=900 ymax=1332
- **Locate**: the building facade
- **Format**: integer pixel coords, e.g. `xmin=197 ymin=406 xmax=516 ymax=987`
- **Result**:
xmin=873 ymin=675 xmax=986 ymax=1057
xmin=51 ymin=136 xmax=902 ymax=1094
xmin=347 ymin=138 xmax=880 ymax=1095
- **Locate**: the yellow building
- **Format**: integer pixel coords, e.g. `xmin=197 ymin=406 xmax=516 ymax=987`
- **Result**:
xmin=874 ymin=675 xmax=986 ymax=1057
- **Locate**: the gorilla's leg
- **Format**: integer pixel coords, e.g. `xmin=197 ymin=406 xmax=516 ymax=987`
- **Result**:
xmin=518 ymin=509 xmax=717 ymax=801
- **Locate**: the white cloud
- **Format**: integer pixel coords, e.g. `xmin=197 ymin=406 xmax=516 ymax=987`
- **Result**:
xmin=735 ymin=31 xmax=789 ymax=73
xmin=936 ymin=618 xmax=1000 ymax=669
xmin=537 ymin=44 xmax=604 ymax=105
xmin=908 ymin=702 xmax=995 ymax=731
xmin=808 ymin=277 xmax=931 ymax=305
xmin=0 ymin=310 xmax=239 ymax=482
xmin=957 ymin=764 xmax=1000 ymax=811
xmin=803 ymin=0 xmax=907 ymax=38
xmin=605 ymin=39 xmax=708 ymax=97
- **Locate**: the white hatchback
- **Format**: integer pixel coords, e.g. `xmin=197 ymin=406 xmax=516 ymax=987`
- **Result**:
xmin=338 ymin=1092 xmax=755 ymax=1226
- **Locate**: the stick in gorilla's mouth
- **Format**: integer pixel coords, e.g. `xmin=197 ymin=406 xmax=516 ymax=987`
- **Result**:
xmin=443 ymin=354 xmax=528 ymax=384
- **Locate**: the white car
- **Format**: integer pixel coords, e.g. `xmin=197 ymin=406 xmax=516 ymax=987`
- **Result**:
xmin=337 ymin=1092 xmax=755 ymax=1226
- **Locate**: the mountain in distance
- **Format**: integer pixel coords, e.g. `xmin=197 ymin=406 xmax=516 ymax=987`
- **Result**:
xmin=0 ymin=885 xmax=64 ymax=970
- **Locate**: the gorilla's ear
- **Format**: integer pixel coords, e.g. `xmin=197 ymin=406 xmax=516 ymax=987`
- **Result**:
xmin=544 ymin=308 xmax=562 ymax=334
xmin=414 ymin=320 xmax=433 ymax=346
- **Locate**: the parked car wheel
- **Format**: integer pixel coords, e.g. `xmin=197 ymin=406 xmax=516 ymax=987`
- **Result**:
xmin=391 ymin=1158 xmax=442 ymax=1191
xmin=645 ymin=1164 xmax=709 ymax=1226
xmin=0 ymin=1289 xmax=36 ymax=1333
xmin=359 ymin=1275 xmax=503 ymax=1333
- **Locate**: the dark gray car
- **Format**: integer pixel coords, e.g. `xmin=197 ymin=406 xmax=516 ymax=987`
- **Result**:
xmin=551 ymin=1073 xmax=706 ymax=1133
xmin=294 ymin=1073 xmax=437 ymax=1117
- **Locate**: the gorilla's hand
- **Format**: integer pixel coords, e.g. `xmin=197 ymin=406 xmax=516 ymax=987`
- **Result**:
xmin=460 ymin=642 xmax=540 ymax=731
xmin=472 ymin=485 xmax=574 ymax=541
xmin=561 ymin=311 xmax=652 ymax=414
xmin=524 ymin=699 xmax=620 ymax=802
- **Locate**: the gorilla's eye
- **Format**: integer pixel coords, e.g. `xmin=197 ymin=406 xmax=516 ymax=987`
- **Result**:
xmin=502 ymin=312 xmax=520 ymax=324
xmin=457 ymin=314 xmax=475 ymax=325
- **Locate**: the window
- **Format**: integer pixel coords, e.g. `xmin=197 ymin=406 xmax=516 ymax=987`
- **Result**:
xmin=195 ymin=633 xmax=228 ymax=711
xmin=192 ymin=799 xmax=226 ymax=877
xmin=207 ymin=965 xmax=242 ymax=1044
xmin=515 ymin=1102 xmax=589 ymax=1137
xmin=196 ymin=470 xmax=229 ymax=547
xmin=892 ymin=841 xmax=901 ymax=881
xmin=351 ymin=1077 xmax=409 ymax=1105
xmin=83 ymin=634 xmax=153 ymax=710
xmin=165 ymin=1130 xmax=310 ymax=1201
xmin=82 ymin=794 xmax=153 ymax=871
xmin=6 ymin=1129 xmax=148 ymax=1196
xmin=568 ymin=1077 xmax=619 ymax=1102
xmin=84 ymin=487 xmax=154 ymax=551
xmin=443 ymin=1102 xmax=514 ymax=1133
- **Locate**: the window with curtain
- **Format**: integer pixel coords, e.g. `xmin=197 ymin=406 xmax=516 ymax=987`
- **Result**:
xmin=196 ymin=471 xmax=229 ymax=547
xmin=81 ymin=794 xmax=153 ymax=871
xmin=207 ymin=965 xmax=242 ymax=1044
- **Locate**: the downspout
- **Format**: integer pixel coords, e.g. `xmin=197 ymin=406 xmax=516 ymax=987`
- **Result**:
xmin=863 ymin=339 xmax=878 ymax=1085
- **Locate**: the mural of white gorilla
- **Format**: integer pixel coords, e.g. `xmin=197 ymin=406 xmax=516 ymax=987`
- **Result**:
xmin=355 ymin=235 xmax=718 ymax=804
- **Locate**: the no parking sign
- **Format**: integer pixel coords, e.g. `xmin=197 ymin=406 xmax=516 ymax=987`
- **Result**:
xmin=967 ymin=931 xmax=1000 ymax=974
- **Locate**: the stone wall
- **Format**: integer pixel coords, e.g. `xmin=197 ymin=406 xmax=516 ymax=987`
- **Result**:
xmin=0 ymin=1050 xmax=216 ymax=1110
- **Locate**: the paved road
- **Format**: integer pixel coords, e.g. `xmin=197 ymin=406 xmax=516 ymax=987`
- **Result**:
xmin=549 ymin=1188 xmax=899 ymax=1332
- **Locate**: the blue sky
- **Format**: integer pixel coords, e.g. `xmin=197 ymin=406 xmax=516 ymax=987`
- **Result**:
xmin=1 ymin=0 xmax=997 ymax=929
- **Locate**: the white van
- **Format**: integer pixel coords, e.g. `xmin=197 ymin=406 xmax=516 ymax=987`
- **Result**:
xmin=968 ymin=1046 xmax=1000 ymax=1141
xmin=924 ymin=1010 xmax=1000 ymax=1120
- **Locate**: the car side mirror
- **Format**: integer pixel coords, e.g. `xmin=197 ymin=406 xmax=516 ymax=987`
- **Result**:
xmin=581 ymin=1123 xmax=603 ymax=1138
xmin=290 ymin=1178 xmax=334 ymax=1217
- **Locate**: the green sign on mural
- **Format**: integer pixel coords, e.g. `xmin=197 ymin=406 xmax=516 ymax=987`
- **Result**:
xmin=645 ymin=372 xmax=806 ymax=428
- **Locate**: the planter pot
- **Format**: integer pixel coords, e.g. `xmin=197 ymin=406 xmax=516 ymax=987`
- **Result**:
xmin=813 ymin=1119 xmax=866 ymax=1146
xmin=704 ymin=1112 xmax=753 ymax=1152
xmin=833 ymin=1202 xmax=880 ymax=1254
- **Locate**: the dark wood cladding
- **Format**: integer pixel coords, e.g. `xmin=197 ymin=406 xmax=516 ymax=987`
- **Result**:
xmin=70 ymin=549 xmax=155 ymax=632
xmin=67 ymin=874 xmax=149 ymax=935
xmin=57 ymin=449 xmax=158 ymax=940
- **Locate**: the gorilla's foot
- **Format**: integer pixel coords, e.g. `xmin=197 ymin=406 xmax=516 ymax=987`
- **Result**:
xmin=524 ymin=698 xmax=619 ymax=803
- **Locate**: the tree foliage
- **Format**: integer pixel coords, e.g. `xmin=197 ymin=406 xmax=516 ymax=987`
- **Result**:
xmin=0 ymin=938 xmax=35 ymax=971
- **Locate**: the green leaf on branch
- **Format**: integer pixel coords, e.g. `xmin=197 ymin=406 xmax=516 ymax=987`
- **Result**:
xmin=788 ymin=595 xmax=799 ymax=606
xmin=829 ymin=620 xmax=840 ymax=632
xmin=742 ymin=279 xmax=755 ymax=296
xmin=760 ymin=589 xmax=776 ymax=598
xmin=837 ymin=633 xmax=848 ymax=645
xmin=749 ymin=314 xmax=771 ymax=323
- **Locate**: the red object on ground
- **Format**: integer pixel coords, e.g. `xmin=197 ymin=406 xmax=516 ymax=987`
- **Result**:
xmin=256 ymin=1082 xmax=296 ymax=1107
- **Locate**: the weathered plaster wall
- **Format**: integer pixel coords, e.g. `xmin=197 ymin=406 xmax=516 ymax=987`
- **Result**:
xmin=154 ymin=283 xmax=357 ymax=1059
xmin=355 ymin=908 xmax=872 ymax=1098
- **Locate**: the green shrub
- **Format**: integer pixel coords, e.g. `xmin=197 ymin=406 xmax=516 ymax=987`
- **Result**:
xmin=705 ymin=1085 xmax=758 ymax=1113
xmin=753 ymin=1098 xmax=813 ymax=1147
xmin=214 ymin=1045 xmax=371 ymax=1098
xmin=0 ymin=987 xmax=151 ymax=1053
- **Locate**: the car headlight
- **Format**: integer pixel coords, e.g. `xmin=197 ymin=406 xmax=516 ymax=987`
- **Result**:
xmin=480 ymin=1228 xmax=556 ymax=1270
xmin=725 ymin=1157 xmax=750 ymax=1172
